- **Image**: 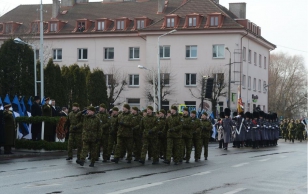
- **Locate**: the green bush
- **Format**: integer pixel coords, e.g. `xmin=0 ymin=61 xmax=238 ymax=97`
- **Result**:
xmin=15 ymin=116 xmax=61 ymax=124
xmin=15 ymin=139 xmax=67 ymax=151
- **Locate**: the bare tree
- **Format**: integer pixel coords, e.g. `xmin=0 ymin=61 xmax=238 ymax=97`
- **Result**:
xmin=143 ymin=66 xmax=176 ymax=111
xmin=188 ymin=66 xmax=227 ymax=117
xmin=268 ymin=52 xmax=307 ymax=118
xmin=105 ymin=65 xmax=127 ymax=109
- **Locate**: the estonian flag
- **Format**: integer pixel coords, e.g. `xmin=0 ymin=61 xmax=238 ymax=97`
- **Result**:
xmin=12 ymin=95 xmax=29 ymax=137
xmin=41 ymin=97 xmax=45 ymax=105
xmin=3 ymin=94 xmax=11 ymax=108
xmin=27 ymin=97 xmax=32 ymax=116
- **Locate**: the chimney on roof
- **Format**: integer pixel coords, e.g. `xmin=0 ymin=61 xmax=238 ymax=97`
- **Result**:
xmin=61 ymin=0 xmax=75 ymax=7
xmin=229 ymin=2 xmax=246 ymax=19
xmin=52 ymin=0 xmax=60 ymax=18
xmin=158 ymin=0 xmax=164 ymax=13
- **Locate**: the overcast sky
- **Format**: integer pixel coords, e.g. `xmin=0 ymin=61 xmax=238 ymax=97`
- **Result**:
xmin=0 ymin=0 xmax=307 ymax=68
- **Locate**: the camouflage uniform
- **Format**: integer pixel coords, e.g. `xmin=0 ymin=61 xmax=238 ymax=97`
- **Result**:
xmin=296 ymin=121 xmax=305 ymax=142
xmin=107 ymin=114 xmax=118 ymax=159
xmin=158 ymin=116 xmax=167 ymax=159
xmin=191 ymin=116 xmax=201 ymax=161
xmin=200 ymin=118 xmax=212 ymax=160
xmin=131 ymin=113 xmax=142 ymax=161
xmin=288 ymin=121 xmax=296 ymax=143
xmin=97 ymin=111 xmax=110 ymax=161
xmin=66 ymin=110 xmax=83 ymax=160
xmin=114 ymin=111 xmax=133 ymax=161
xmin=165 ymin=113 xmax=182 ymax=164
xmin=3 ymin=109 xmax=16 ymax=153
xmin=280 ymin=121 xmax=288 ymax=142
xmin=80 ymin=114 xmax=101 ymax=163
xmin=181 ymin=114 xmax=193 ymax=162
xmin=140 ymin=114 xmax=158 ymax=163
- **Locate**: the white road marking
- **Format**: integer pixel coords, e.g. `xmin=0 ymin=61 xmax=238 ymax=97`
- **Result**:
xmin=223 ymin=188 xmax=246 ymax=194
xmin=106 ymin=171 xmax=211 ymax=194
xmin=23 ymin=183 xmax=62 ymax=188
xmin=258 ymin=158 xmax=270 ymax=162
xmin=232 ymin=163 xmax=249 ymax=167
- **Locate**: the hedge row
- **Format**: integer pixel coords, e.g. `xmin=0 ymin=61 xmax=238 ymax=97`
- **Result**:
xmin=15 ymin=139 xmax=68 ymax=151
xmin=15 ymin=116 xmax=61 ymax=124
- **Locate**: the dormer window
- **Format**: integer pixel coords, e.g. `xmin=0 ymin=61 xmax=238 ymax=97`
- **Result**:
xmin=136 ymin=20 xmax=144 ymax=29
xmin=0 ymin=23 xmax=3 ymax=33
xmin=74 ymin=19 xmax=93 ymax=33
xmin=77 ymin=21 xmax=85 ymax=32
xmin=97 ymin=21 xmax=105 ymax=31
xmin=188 ymin=17 xmax=197 ymax=27
xmin=50 ymin=23 xmax=58 ymax=32
xmin=117 ymin=20 xmax=124 ymax=30
xmin=166 ymin=18 xmax=174 ymax=28
xmin=5 ymin=23 xmax=12 ymax=34
xmin=32 ymin=22 xmax=39 ymax=33
xmin=205 ymin=13 xmax=225 ymax=28
xmin=210 ymin=16 xmax=218 ymax=26
xmin=133 ymin=17 xmax=151 ymax=30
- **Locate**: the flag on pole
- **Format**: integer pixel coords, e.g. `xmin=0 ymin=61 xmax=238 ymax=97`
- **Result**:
xmin=237 ymin=86 xmax=244 ymax=113
xmin=12 ymin=95 xmax=29 ymax=136
xmin=20 ymin=97 xmax=27 ymax=116
xmin=0 ymin=97 xmax=3 ymax=110
xmin=27 ymin=97 xmax=32 ymax=115
xmin=4 ymin=94 xmax=11 ymax=106
xmin=41 ymin=97 xmax=45 ymax=105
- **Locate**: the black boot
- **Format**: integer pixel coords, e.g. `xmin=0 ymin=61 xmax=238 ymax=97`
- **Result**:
xmin=163 ymin=160 xmax=170 ymax=164
xmin=139 ymin=160 xmax=145 ymax=164
xmin=89 ymin=162 xmax=94 ymax=167
xmin=79 ymin=160 xmax=85 ymax=166
xmin=111 ymin=158 xmax=119 ymax=163
xmin=66 ymin=157 xmax=72 ymax=160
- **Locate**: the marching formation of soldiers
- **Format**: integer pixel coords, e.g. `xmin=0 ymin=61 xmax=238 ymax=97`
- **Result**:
xmin=280 ymin=119 xmax=307 ymax=143
xmin=65 ymin=103 xmax=213 ymax=167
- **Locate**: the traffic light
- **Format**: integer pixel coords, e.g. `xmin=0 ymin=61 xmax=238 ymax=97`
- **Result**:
xmin=205 ymin=78 xmax=214 ymax=99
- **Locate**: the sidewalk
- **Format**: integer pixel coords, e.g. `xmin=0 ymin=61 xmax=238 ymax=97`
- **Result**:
xmin=0 ymin=148 xmax=66 ymax=159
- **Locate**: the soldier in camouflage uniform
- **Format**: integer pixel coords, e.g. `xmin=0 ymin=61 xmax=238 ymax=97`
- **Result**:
xmin=280 ymin=120 xmax=288 ymax=142
xmin=139 ymin=106 xmax=159 ymax=164
xmin=181 ymin=107 xmax=193 ymax=163
xmin=164 ymin=106 xmax=182 ymax=165
xmin=96 ymin=104 xmax=110 ymax=162
xmin=200 ymin=112 xmax=212 ymax=160
xmin=77 ymin=106 xmax=101 ymax=167
xmin=296 ymin=119 xmax=305 ymax=142
xmin=190 ymin=110 xmax=201 ymax=162
xmin=107 ymin=107 xmax=119 ymax=160
xmin=131 ymin=107 xmax=142 ymax=161
xmin=112 ymin=104 xmax=133 ymax=163
xmin=288 ymin=119 xmax=296 ymax=143
xmin=65 ymin=103 xmax=83 ymax=162
xmin=157 ymin=110 xmax=167 ymax=160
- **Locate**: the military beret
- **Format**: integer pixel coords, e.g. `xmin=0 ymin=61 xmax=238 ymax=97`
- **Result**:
xmin=112 ymin=107 xmax=119 ymax=111
xmin=167 ymin=110 xmax=171 ymax=113
xmin=72 ymin=103 xmax=79 ymax=107
xmin=123 ymin=104 xmax=130 ymax=110
xmin=4 ymin=104 xmax=11 ymax=109
xmin=183 ymin=107 xmax=189 ymax=112
xmin=132 ymin=106 xmax=138 ymax=111
xmin=171 ymin=106 xmax=177 ymax=111
xmin=87 ymin=106 xmax=95 ymax=112
xmin=191 ymin=110 xmax=196 ymax=114
xmin=45 ymin=97 xmax=50 ymax=101
xmin=202 ymin=112 xmax=208 ymax=116
xmin=159 ymin=109 xmax=166 ymax=115
xmin=100 ymin=103 xmax=106 ymax=108
xmin=142 ymin=109 xmax=147 ymax=113
xmin=147 ymin=106 xmax=153 ymax=111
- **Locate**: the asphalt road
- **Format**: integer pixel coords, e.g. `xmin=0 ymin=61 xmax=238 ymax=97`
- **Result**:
xmin=0 ymin=140 xmax=307 ymax=194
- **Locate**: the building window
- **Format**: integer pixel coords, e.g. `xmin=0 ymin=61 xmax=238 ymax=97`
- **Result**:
xmin=160 ymin=46 xmax=170 ymax=58
xmin=117 ymin=20 xmax=124 ymax=30
xmin=213 ymin=73 xmax=224 ymax=86
xmin=97 ymin=21 xmax=105 ymax=31
xmin=129 ymin=47 xmax=140 ymax=59
xmin=127 ymin=98 xmax=140 ymax=109
xmin=105 ymin=74 xmax=113 ymax=87
xmin=53 ymin=49 xmax=62 ymax=61
xmin=242 ymin=75 xmax=246 ymax=88
xmin=35 ymin=49 xmax=39 ymax=60
xmin=248 ymin=76 xmax=251 ymax=90
xmin=137 ymin=20 xmax=145 ymax=29
xmin=243 ymin=47 xmax=246 ymax=61
xmin=253 ymin=78 xmax=256 ymax=91
xmin=210 ymin=16 xmax=218 ymax=26
xmin=184 ymin=101 xmax=196 ymax=112
xmin=258 ymin=79 xmax=261 ymax=92
xmin=264 ymin=56 xmax=267 ymax=69
xmin=77 ymin=21 xmax=85 ymax=32
xmin=78 ymin=48 xmax=88 ymax=60
xmin=161 ymin=73 xmax=170 ymax=86
xmin=104 ymin=47 xmax=114 ymax=60
xmin=185 ymin=73 xmax=197 ymax=86
xmin=50 ymin=23 xmax=58 ymax=32
xmin=166 ymin=18 xmax=175 ymax=28
xmin=186 ymin=45 xmax=197 ymax=58
xmin=213 ymin=44 xmax=224 ymax=58
xmin=248 ymin=49 xmax=251 ymax=63
xmin=188 ymin=17 xmax=197 ymax=27
xmin=32 ymin=23 xmax=38 ymax=33
xmin=259 ymin=54 xmax=262 ymax=67
xmin=162 ymin=101 xmax=169 ymax=111
xmin=0 ymin=24 xmax=3 ymax=32
xmin=263 ymin=81 xmax=267 ymax=93
xmin=247 ymin=103 xmax=250 ymax=112
xmin=129 ymin=74 xmax=139 ymax=86
xmin=254 ymin=52 xmax=257 ymax=65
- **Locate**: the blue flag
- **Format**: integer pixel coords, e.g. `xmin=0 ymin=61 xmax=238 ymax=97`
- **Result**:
xmin=12 ymin=95 xmax=29 ymax=136
xmin=3 ymin=94 xmax=11 ymax=106
xmin=20 ymin=97 xmax=27 ymax=116
xmin=0 ymin=97 xmax=2 ymax=105
xmin=27 ymin=97 xmax=32 ymax=113
xmin=41 ymin=97 xmax=45 ymax=105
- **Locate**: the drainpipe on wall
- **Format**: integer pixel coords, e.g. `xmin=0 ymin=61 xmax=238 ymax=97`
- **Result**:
xmin=240 ymin=30 xmax=249 ymax=101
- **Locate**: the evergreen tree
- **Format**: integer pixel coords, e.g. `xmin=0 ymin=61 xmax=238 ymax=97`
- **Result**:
xmin=87 ymin=68 xmax=108 ymax=106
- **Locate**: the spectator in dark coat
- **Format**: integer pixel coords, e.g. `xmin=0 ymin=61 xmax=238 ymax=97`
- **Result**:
xmin=31 ymin=96 xmax=42 ymax=141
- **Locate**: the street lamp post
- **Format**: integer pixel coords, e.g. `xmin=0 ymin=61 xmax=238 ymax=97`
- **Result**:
xmin=225 ymin=47 xmax=231 ymax=108
xmin=14 ymin=38 xmax=38 ymax=96
xmin=157 ymin=29 xmax=177 ymax=110
xmin=138 ymin=65 xmax=156 ymax=112
xmin=39 ymin=0 xmax=44 ymax=101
